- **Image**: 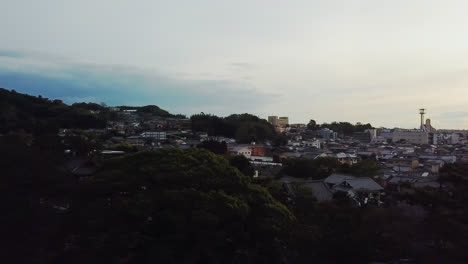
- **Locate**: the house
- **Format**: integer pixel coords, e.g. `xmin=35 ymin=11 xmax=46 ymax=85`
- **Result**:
xmin=314 ymin=152 xmax=358 ymax=165
xmin=281 ymin=177 xmax=333 ymax=202
xmin=324 ymin=173 xmax=383 ymax=204
xmin=386 ymin=157 xmax=419 ymax=171
xmin=336 ymin=152 xmax=358 ymax=165
xmin=303 ymin=139 xmax=321 ymax=149
xmin=125 ymin=136 xmax=144 ymax=147
xmin=141 ymin=131 xmax=167 ymax=140
xmin=282 ymin=173 xmax=383 ymax=204
xmin=425 ymin=160 xmax=445 ymax=173
xmin=251 ymin=145 xmax=266 ymax=156
xmin=67 ymin=157 xmax=98 ymax=179
xmin=229 ymin=146 xmax=252 ymax=158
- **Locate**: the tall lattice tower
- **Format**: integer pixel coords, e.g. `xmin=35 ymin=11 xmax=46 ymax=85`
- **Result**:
xmin=419 ymin=108 xmax=426 ymax=129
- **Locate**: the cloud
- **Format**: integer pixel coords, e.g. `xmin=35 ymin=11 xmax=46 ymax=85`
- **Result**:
xmin=0 ymin=50 xmax=277 ymax=116
xmin=439 ymin=112 xmax=468 ymax=119
xmin=0 ymin=50 xmax=23 ymax=58
xmin=229 ymin=62 xmax=254 ymax=70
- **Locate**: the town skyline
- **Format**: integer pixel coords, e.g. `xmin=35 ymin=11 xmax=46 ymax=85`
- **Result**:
xmin=2 ymin=1 xmax=468 ymax=128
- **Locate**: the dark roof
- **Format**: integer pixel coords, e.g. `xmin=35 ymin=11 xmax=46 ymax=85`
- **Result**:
xmin=324 ymin=173 xmax=358 ymax=185
xmin=67 ymin=157 xmax=98 ymax=177
xmin=341 ymin=178 xmax=383 ymax=191
xmin=325 ymin=173 xmax=383 ymax=192
xmin=305 ymin=181 xmax=333 ymax=201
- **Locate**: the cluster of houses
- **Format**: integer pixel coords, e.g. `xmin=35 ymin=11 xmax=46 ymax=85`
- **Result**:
xmin=61 ymin=108 xmax=468 ymax=206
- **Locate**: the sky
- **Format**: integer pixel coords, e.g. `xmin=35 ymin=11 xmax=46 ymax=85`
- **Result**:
xmin=1 ymin=0 xmax=468 ymax=129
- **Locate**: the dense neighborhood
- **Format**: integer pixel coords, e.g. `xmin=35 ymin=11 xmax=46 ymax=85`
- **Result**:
xmin=2 ymin=88 xmax=468 ymax=263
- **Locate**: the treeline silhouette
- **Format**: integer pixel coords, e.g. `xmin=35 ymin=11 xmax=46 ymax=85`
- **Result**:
xmin=191 ymin=113 xmax=276 ymax=143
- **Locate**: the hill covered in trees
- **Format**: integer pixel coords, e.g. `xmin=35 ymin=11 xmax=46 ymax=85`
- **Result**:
xmin=307 ymin=119 xmax=373 ymax=136
xmin=191 ymin=113 xmax=276 ymax=143
xmin=0 ymin=88 xmax=108 ymax=134
xmin=2 ymin=89 xmax=468 ymax=263
xmin=4 ymin=132 xmax=467 ymax=263
xmin=0 ymin=88 xmax=183 ymax=134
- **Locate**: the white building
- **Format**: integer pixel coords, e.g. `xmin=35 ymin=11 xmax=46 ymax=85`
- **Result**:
xmin=230 ymin=146 xmax=252 ymax=159
xmin=303 ymin=140 xmax=321 ymax=149
xmin=141 ymin=131 xmax=167 ymax=140
xmin=392 ymin=130 xmax=428 ymax=145
xmin=250 ymin=156 xmax=273 ymax=162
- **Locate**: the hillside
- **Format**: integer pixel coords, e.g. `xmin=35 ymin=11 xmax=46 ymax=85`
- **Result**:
xmin=0 ymin=88 xmax=180 ymax=134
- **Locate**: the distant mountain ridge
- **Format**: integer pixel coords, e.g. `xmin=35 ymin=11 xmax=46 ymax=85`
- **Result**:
xmin=0 ymin=88 xmax=180 ymax=134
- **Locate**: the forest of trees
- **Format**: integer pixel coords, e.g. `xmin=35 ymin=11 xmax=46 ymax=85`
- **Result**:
xmin=190 ymin=113 xmax=277 ymax=143
xmin=280 ymin=157 xmax=381 ymax=179
xmin=0 ymin=89 xmax=184 ymax=135
xmin=119 ymin=104 xmax=186 ymax=119
xmin=2 ymin=88 xmax=468 ymax=263
xmin=0 ymin=88 xmax=108 ymax=134
xmin=4 ymin=135 xmax=467 ymax=263
xmin=307 ymin=119 xmax=373 ymax=136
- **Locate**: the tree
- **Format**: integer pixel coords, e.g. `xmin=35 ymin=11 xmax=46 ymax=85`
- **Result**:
xmin=197 ymin=140 xmax=227 ymax=155
xmin=307 ymin=119 xmax=318 ymax=130
xmin=273 ymin=133 xmax=288 ymax=146
xmin=64 ymin=130 xmax=102 ymax=155
xmin=345 ymin=159 xmax=381 ymax=177
xmin=112 ymin=142 xmax=137 ymax=152
xmin=65 ymin=149 xmax=295 ymax=263
xmin=281 ymin=157 xmax=341 ymax=179
xmin=190 ymin=113 xmax=276 ymax=143
xmin=229 ymin=155 xmax=255 ymax=177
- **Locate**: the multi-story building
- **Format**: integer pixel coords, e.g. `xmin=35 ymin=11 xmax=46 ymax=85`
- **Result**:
xmin=268 ymin=116 xmax=278 ymax=126
xmin=319 ymin=128 xmax=337 ymax=140
xmin=268 ymin=116 xmax=289 ymax=127
xmin=354 ymin=131 xmax=371 ymax=143
xmin=392 ymin=130 xmax=429 ymax=145
xmin=277 ymin=117 xmax=289 ymax=126
xmin=141 ymin=131 xmax=167 ymax=140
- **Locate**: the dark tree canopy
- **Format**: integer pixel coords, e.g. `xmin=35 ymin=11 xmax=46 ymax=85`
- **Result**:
xmin=190 ymin=113 xmax=276 ymax=143
xmin=71 ymin=102 xmax=105 ymax=111
xmin=67 ymin=149 xmax=295 ymax=263
xmin=118 ymin=105 xmax=184 ymax=118
xmin=3 ymin=89 xmax=468 ymax=264
xmin=281 ymin=157 xmax=341 ymax=179
xmin=320 ymin=121 xmax=373 ymax=136
xmin=197 ymin=140 xmax=227 ymax=155
xmin=0 ymin=88 xmax=106 ymax=134
xmin=306 ymin=119 xmax=318 ymax=130
xmin=228 ymin=155 xmax=255 ymax=177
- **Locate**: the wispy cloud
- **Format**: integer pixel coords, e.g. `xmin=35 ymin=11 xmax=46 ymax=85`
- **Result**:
xmin=438 ymin=111 xmax=468 ymax=119
xmin=0 ymin=50 xmax=23 ymax=58
xmin=229 ymin=62 xmax=254 ymax=70
xmin=0 ymin=50 xmax=277 ymax=116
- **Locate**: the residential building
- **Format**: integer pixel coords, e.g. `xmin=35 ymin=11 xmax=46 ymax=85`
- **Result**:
xmin=354 ymin=131 xmax=372 ymax=143
xmin=324 ymin=173 xmax=383 ymax=203
xmin=392 ymin=130 xmax=429 ymax=145
xmin=229 ymin=146 xmax=252 ymax=159
xmin=319 ymin=128 xmax=337 ymax=140
xmin=268 ymin=116 xmax=278 ymax=126
xmin=386 ymin=157 xmax=419 ymax=171
xmin=303 ymin=139 xmax=321 ymax=149
xmin=268 ymin=116 xmax=289 ymax=127
xmin=251 ymin=145 xmax=266 ymax=156
xmin=141 ymin=131 xmax=167 ymax=140
xmin=277 ymin=117 xmax=289 ymax=126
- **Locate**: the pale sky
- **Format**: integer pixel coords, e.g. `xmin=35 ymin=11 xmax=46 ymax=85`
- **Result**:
xmin=1 ymin=0 xmax=468 ymax=128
